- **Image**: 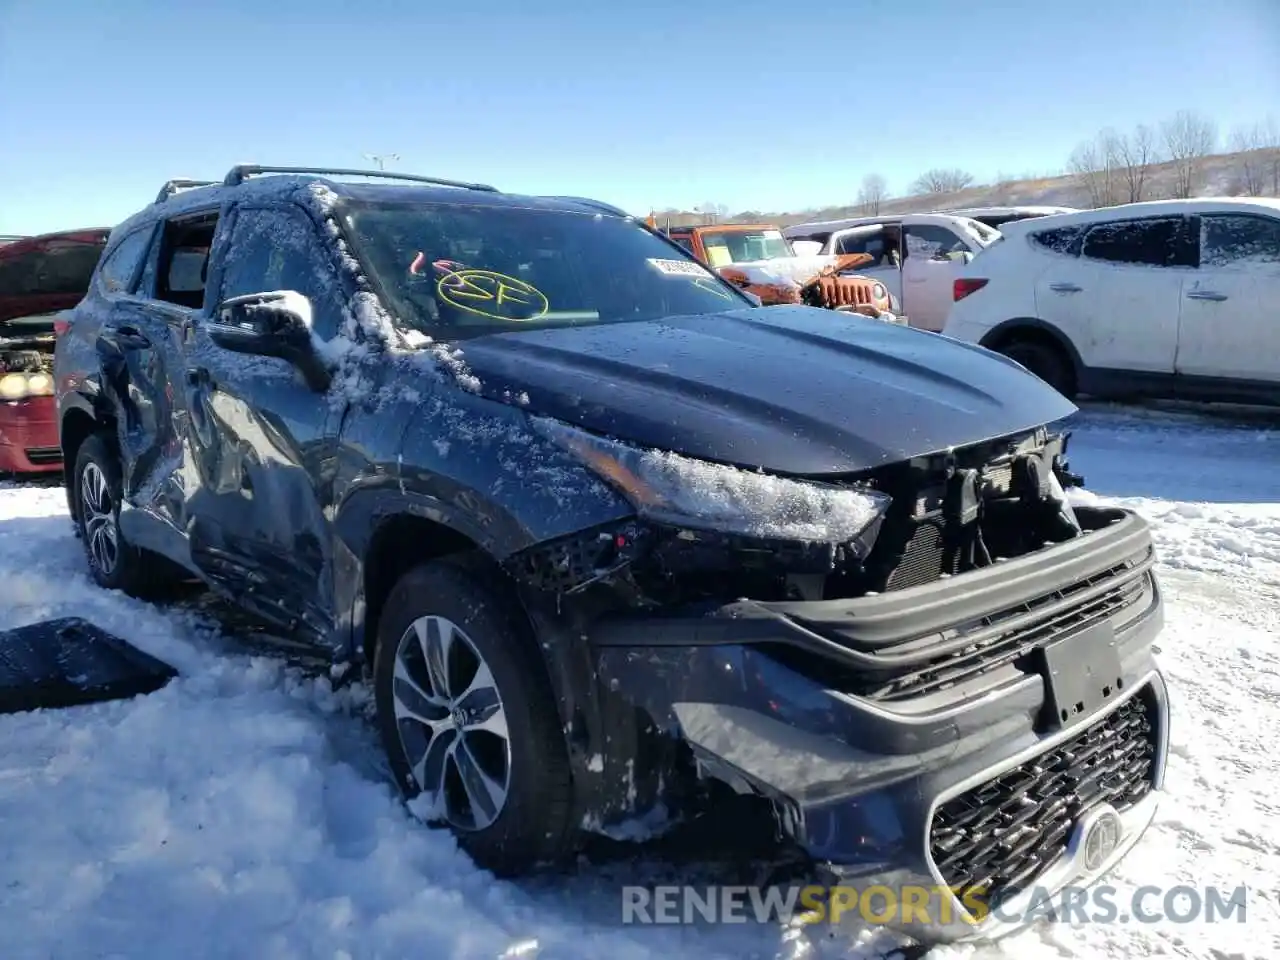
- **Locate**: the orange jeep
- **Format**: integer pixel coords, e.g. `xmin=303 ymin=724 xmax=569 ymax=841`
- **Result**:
xmin=660 ymin=222 xmax=896 ymax=318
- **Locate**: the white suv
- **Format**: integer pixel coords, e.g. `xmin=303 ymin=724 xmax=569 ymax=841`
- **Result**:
xmin=941 ymin=198 xmax=1280 ymax=404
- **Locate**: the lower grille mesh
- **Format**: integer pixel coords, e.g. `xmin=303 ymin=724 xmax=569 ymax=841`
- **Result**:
xmin=929 ymin=688 xmax=1159 ymax=909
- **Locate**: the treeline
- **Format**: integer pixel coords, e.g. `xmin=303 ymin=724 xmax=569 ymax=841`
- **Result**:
xmin=657 ymin=110 xmax=1280 ymax=225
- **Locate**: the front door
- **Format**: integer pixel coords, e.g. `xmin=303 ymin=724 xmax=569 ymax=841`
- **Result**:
xmin=901 ymin=222 xmax=972 ymax=331
xmin=1175 ymin=212 xmax=1280 ymax=385
xmin=181 ymin=202 xmax=349 ymax=645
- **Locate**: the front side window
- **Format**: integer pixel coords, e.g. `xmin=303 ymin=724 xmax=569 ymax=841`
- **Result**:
xmin=219 ymin=205 xmax=344 ymax=340
xmin=1199 ymin=214 xmax=1280 ymax=270
xmin=339 ymin=200 xmax=750 ymax=339
xmin=1081 ymin=217 xmax=1187 ymax=267
xmin=905 ymin=224 xmax=968 ymax=260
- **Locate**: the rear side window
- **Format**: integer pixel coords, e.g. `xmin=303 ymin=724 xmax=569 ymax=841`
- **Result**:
xmin=1081 ymin=217 xmax=1188 ymax=267
xmin=98 ymin=228 xmax=153 ymax=294
xmin=1199 ymin=214 xmax=1280 ymax=269
xmin=1029 ymin=226 xmax=1083 ymax=255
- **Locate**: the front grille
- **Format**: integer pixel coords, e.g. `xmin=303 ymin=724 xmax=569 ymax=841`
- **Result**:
xmin=854 ymin=553 xmax=1151 ymax=702
xmin=929 ymin=688 xmax=1158 ymax=909
xmin=24 ymin=446 xmax=61 ymax=466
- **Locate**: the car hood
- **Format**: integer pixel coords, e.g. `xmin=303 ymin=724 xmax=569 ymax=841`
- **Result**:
xmin=454 ymin=306 xmax=1077 ymax=475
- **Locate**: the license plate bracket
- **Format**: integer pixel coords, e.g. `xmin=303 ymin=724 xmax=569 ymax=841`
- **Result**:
xmin=1036 ymin=620 xmax=1123 ymax=732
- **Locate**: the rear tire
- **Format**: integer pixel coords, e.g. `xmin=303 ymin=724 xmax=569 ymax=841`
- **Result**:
xmin=373 ymin=558 xmax=576 ymax=876
xmin=999 ymin=339 xmax=1076 ymax=399
xmin=71 ymin=431 xmax=186 ymax=598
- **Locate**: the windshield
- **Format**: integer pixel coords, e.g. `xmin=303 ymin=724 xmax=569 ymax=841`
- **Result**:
xmin=339 ymin=200 xmax=750 ymax=339
xmin=696 ymin=229 xmax=792 ymax=266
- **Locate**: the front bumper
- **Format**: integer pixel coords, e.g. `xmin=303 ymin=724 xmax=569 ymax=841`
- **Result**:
xmin=0 ymin=397 xmax=61 ymax=474
xmin=589 ymin=504 xmax=1168 ymax=944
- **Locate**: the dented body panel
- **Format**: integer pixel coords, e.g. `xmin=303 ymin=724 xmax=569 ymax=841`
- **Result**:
xmin=54 ymin=172 xmax=1167 ymax=946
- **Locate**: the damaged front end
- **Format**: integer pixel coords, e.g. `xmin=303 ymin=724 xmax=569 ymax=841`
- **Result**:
xmin=503 ymin=419 xmax=1167 ymax=944
xmin=0 ymin=320 xmax=61 ymax=473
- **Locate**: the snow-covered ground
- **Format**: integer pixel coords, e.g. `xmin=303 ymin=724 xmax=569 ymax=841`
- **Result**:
xmin=0 ymin=402 xmax=1277 ymax=960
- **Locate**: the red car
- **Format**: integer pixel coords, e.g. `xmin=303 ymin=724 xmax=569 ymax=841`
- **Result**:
xmin=0 ymin=227 xmax=110 ymax=475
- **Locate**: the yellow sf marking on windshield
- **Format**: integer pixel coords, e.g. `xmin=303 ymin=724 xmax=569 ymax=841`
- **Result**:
xmin=437 ymin=269 xmax=549 ymax=321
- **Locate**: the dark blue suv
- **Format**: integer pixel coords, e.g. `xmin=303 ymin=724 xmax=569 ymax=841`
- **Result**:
xmin=53 ymin=165 xmax=1168 ymax=947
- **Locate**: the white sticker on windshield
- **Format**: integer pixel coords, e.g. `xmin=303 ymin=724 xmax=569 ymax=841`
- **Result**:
xmin=762 ymin=229 xmax=784 ymax=240
xmin=648 ymin=258 xmax=712 ymax=277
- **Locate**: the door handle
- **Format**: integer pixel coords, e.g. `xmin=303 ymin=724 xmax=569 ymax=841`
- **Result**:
xmin=1186 ymin=290 xmax=1228 ymax=301
xmin=1049 ymin=282 xmax=1082 ymax=293
xmin=185 ymin=366 xmax=211 ymax=387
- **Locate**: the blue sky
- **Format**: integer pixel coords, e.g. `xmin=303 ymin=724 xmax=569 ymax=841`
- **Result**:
xmin=2 ymin=0 xmax=1278 ymax=235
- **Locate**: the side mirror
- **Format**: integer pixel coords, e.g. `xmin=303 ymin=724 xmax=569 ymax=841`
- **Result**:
xmin=209 ymin=291 xmax=331 ymax=392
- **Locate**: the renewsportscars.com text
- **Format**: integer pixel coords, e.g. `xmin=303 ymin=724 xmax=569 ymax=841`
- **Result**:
xmin=621 ymin=883 xmax=1249 ymax=927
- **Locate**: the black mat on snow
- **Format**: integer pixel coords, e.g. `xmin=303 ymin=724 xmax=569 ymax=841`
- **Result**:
xmin=0 ymin=617 xmax=177 ymax=714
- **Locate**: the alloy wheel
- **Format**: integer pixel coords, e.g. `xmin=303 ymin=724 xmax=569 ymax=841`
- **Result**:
xmin=80 ymin=461 xmax=119 ymax=576
xmin=392 ymin=615 xmax=512 ymax=831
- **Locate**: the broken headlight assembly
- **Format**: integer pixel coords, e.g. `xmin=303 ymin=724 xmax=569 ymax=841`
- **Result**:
xmin=0 ymin=372 xmax=53 ymax=401
xmin=532 ymin=417 xmax=893 ymax=554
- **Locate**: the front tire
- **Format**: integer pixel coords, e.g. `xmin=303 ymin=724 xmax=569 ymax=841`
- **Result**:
xmin=71 ymin=431 xmax=184 ymax=598
xmin=999 ymin=339 xmax=1076 ymax=399
xmin=373 ymin=558 xmax=576 ymax=876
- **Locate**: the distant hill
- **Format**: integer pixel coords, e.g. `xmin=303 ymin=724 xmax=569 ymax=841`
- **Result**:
xmin=651 ymin=148 xmax=1280 ymax=229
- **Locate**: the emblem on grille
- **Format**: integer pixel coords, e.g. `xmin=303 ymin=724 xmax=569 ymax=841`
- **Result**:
xmin=1071 ymin=803 xmax=1123 ymax=874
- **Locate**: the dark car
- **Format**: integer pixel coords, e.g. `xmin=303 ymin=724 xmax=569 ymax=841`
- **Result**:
xmin=0 ymin=227 xmax=110 ymax=474
xmin=54 ymin=165 xmax=1168 ymax=948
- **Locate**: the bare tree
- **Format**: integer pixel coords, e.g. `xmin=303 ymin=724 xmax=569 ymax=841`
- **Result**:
xmin=1067 ymin=135 xmax=1123 ymax=208
xmin=1161 ymin=110 xmax=1218 ymax=199
xmin=856 ymin=173 xmax=889 ymax=214
xmin=1112 ymin=124 xmax=1159 ymax=203
xmin=1261 ymin=116 xmax=1280 ymax=195
xmin=1228 ymin=123 xmax=1266 ymax=195
xmin=909 ymin=168 xmax=975 ymax=195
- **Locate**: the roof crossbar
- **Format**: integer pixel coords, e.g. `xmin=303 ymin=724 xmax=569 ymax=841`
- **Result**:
xmin=222 ymin=164 xmax=498 ymax=192
xmin=156 ymin=179 xmax=217 ymax=203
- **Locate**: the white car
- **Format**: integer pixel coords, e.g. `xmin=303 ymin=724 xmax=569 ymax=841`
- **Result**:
xmin=782 ymin=214 xmax=1000 ymax=332
xmin=941 ymin=198 xmax=1280 ymax=404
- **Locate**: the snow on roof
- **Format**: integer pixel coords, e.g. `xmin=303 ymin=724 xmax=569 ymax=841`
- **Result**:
xmin=995 ymin=196 xmax=1280 ymax=233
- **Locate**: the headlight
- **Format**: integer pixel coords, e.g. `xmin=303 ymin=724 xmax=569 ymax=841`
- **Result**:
xmin=872 ymin=282 xmax=887 ymax=300
xmin=0 ymin=372 xmax=53 ymax=400
xmin=533 ymin=418 xmax=892 ymax=546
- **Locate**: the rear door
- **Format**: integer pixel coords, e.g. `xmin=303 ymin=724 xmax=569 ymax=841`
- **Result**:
xmin=1174 ymin=212 xmax=1280 ymax=384
xmin=110 ymin=211 xmax=218 ymax=564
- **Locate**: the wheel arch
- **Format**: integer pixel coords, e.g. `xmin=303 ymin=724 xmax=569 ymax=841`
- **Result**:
xmin=979 ymin=318 xmax=1084 ymax=386
xmin=58 ymin=397 xmax=117 ymax=519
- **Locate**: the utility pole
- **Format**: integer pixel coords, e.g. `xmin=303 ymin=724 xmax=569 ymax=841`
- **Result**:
xmin=363 ymin=152 xmax=400 ymax=171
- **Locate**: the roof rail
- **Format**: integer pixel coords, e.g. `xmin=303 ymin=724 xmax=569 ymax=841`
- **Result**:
xmin=222 ymin=164 xmax=498 ymax=192
xmin=544 ymin=196 xmax=631 ymax=218
xmin=156 ymin=179 xmax=217 ymax=203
